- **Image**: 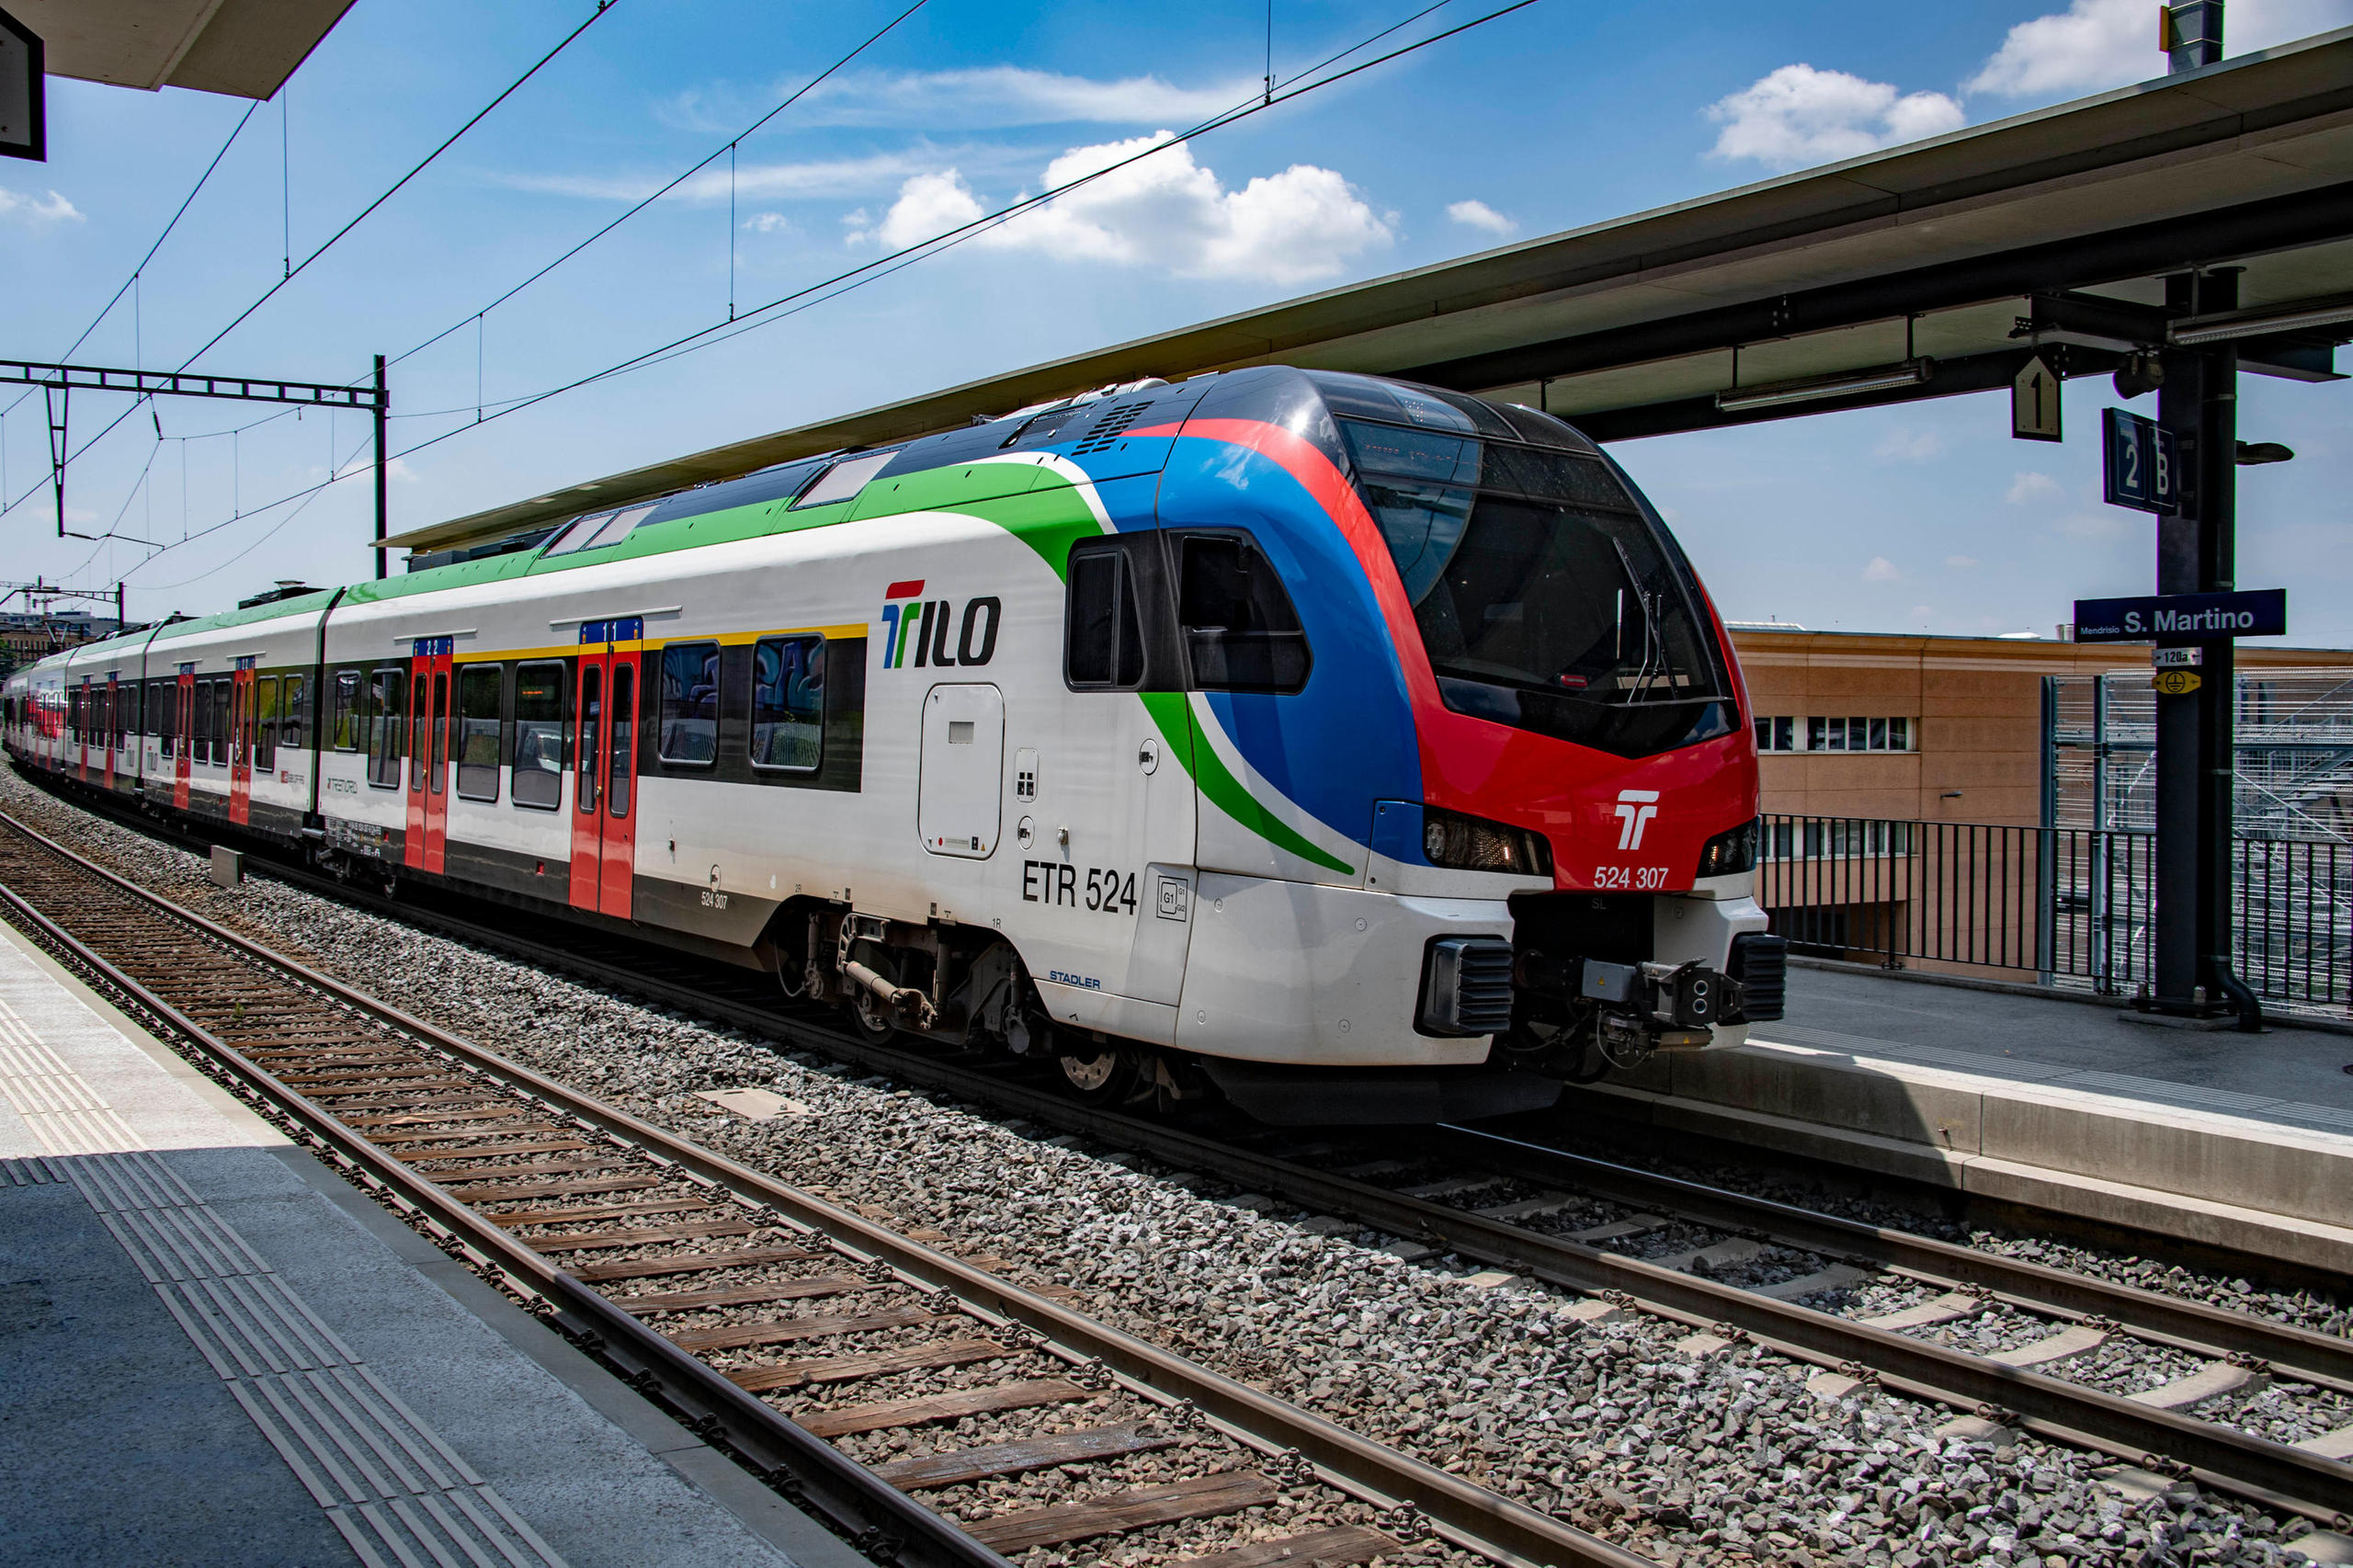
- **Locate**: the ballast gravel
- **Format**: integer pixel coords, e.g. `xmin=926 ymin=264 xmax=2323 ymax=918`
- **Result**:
xmin=4 ymin=766 xmax=2346 ymax=1568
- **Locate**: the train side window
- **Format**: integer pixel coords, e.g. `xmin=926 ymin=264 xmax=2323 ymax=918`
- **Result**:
xmin=1172 ymin=532 xmax=1311 ymax=694
xmin=369 ymin=667 xmax=405 ymax=788
xmin=750 ymin=636 xmax=824 ymax=771
xmin=331 ymin=669 xmax=361 ymax=751
xmin=457 ymin=665 xmax=502 ymax=801
xmin=157 ymin=681 xmax=176 ymax=756
xmin=255 ymin=677 xmax=279 ymax=771
xmin=283 ymin=676 xmax=306 ymax=753
xmin=1065 ymin=542 xmax=1145 ymax=689
xmin=190 ymin=681 xmax=210 ymax=763
xmin=216 ymin=677 xmax=235 ymax=765
xmin=657 ymin=642 xmax=721 ymax=765
xmin=511 ymin=661 xmax=566 ymax=810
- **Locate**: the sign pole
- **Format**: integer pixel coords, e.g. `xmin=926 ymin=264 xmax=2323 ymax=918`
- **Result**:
xmin=372 ymin=354 xmax=389 ymax=581
xmin=2151 ymin=267 xmax=2244 ymax=1019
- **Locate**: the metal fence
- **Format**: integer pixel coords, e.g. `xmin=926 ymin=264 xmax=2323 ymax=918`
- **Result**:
xmin=1756 ymin=813 xmax=2351 ymax=1017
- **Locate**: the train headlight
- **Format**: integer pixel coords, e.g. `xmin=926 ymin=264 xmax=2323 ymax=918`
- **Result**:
xmin=1697 ymin=818 xmax=1758 ymax=878
xmin=1421 ymin=807 xmax=1552 ymax=876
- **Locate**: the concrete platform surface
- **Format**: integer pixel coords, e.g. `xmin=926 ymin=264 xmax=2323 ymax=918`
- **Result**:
xmin=1574 ymin=965 xmax=2353 ymax=1269
xmin=0 ymin=921 xmax=867 ymax=1568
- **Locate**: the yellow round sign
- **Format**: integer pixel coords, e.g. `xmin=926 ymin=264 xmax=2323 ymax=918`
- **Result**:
xmin=2153 ymin=670 xmax=2203 ymax=696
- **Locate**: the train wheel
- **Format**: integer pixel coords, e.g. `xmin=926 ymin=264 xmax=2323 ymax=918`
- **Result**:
xmin=1055 ymin=1042 xmax=1138 ymax=1104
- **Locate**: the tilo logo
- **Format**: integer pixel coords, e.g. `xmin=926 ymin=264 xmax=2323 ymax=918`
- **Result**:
xmin=1613 ymin=789 xmax=1660 ymax=851
xmin=880 ymin=580 xmax=1001 ymax=670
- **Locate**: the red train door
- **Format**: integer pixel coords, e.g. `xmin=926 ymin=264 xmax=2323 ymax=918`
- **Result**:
xmin=103 ymin=674 xmax=118 ymax=792
xmin=567 ymin=619 xmax=641 ymax=918
xmin=174 ymin=666 xmax=194 ymax=809
xmin=228 ymin=661 xmax=255 ymax=825
xmin=404 ymin=636 xmax=452 ymax=874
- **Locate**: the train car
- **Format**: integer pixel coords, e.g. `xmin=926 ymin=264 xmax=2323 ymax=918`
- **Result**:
xmin=4 ymin=367 xmax=1782 ymax=1122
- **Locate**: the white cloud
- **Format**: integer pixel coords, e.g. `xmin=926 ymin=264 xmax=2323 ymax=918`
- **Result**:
xmin=0 ymin=187 xmax=83 ymax=225
xmin=1945 ymin=553 xmax=1981 ymax=569
xmin=2006 ymin=471 xmax=2063 ymax=504
xmin=1706 ymin=64 xmax=1964 ymax=168
xmin=742 ymin=211 xmax=794 ymax=235
xmin=1873 ymin=426 xmax=1943 ymax=461
xmin=1447 ymin=199 xmax=1516 ymax=235
xmin=333 ymin=455 xmax=419 ymax=483
xmin=850 ymin=169 xmax=986 ymax=252
xmin=1968 ymin=0 xmax=2353 ymax=97
xmin=850 ymin=132 xmax=1391 ymax=285
xmin=504 ymin=150 xmax=986 ymax=204
xmin=1863 ymin=555 xmax=1903 ymax=582
xmin=802 ymin=66 xmax=1252 ymax=129
xmin=1910 ymin=604 xmax=1936 ymax=621
xmin=2059 ymin=511 xmax=2131 ymax=540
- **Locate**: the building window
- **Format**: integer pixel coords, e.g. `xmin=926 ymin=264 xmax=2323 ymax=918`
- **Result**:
xmin=1754 ymin=715 xmax=1797 ymax=752
xmin=1805 ymin=715 xmax=1914 ymax=753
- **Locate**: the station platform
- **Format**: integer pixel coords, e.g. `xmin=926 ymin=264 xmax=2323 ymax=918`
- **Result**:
xmin=0 ymin=921 xmax=868 ymax=1568
xmin=1569 ymin=964 xmax=2353 ymax=1271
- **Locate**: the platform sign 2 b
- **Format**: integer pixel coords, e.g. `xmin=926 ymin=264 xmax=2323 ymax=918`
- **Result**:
xmin=2102 ymin=407 xmax=2177 ymax=514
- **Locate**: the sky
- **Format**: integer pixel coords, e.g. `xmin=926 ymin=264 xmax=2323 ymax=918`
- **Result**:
xmin=1 ymin=0 xmax=2348 ymax=643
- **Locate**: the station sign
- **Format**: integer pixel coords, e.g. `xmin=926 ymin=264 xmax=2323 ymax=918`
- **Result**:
xmin=2012 ymin=357 xmax=2062 ymax=442
xmin=0 ymin=7 xmax=41 ymax=163
xmin=2152 ymin=647 xmax=2202 ymax=668
xmin=2072 ymin=588 xmax=2286 ymax=642
xmin=2101 ymin=407 xmax=2178 ymax=514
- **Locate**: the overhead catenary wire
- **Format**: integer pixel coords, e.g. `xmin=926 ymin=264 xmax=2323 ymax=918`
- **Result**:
xmin=384 ymin=0 xmax=1529 ymax=465
xmin=388 ymin=0 xmax=929 ymax=371
xmin=86 ymin=0 xmax=1533 ymax=589
xmin=0 ymin=2 xmax=623 ymax=526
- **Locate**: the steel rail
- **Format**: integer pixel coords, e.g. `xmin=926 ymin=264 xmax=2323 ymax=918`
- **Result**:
xmin=9 ymin=778 xmax=2352 ymax=1525
xmin=0 ymin=806 xmax=1650 ymax=1568
xmin=1427 ymin=1124 xmax=2353 ymax=1398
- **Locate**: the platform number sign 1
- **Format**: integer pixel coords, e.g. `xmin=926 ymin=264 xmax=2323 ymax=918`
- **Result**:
xmin=2101 ymin=407 xmax=2178 ymax=514
xmin=2011 ymin=356 xmax=2061 ymax=442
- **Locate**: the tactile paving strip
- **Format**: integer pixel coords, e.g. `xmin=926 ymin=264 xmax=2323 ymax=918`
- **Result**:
xmin=0 ymin=994 xmax=573 ymax=1568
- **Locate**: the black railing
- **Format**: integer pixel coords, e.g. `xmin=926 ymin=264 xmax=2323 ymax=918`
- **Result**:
xmin=1756 ymin=814 xmax=2350 ymax=1016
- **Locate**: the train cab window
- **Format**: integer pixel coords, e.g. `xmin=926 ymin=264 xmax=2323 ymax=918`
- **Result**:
xmin=512 ymin=662 xmax=565 ymax=810
xmin=369 ymin=667 xmax=405 ymax=788
xmin=457 ymin=665 xmax=502 ymax=801
xmin=1065 ymin=543 xmax=1146 ymax=689
xmin=790 ymin=450 xmax=893 ymax=509
xmin=750 ymin=636 xmax=823 ymax=771
xmin=331 ymin=669 xmax=362 ymax=751
xmin=657 ymin=642 xmax=721 ymax=765
xmin=1172 ymin=533 xmax=1311 ymax=694
xmin=255 ymin=677 xmax=279 ymax=771
xmin=283 ymin=676 xmax=306 ymax=752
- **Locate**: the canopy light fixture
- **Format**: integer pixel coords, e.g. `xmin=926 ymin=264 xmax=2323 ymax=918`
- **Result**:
xmin=1716 ymin=357 xmax=1935 ymax=414
xmin=2169 ymin=293 xmax=2353 ymax=347
xmin=2236 ymin=440 xmax=2296 ymax=465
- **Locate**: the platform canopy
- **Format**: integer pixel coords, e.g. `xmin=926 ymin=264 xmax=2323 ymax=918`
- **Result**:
xmin=387 ymin=27 xmax=2353 ymax=558
xmin=15 ymin=0 xmax=353 ymax=100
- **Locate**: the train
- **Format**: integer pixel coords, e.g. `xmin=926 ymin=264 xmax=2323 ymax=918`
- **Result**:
xmin=4 ymin=366 xmax=1782 ymax=1123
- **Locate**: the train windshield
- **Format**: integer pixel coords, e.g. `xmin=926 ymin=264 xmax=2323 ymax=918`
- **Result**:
xmin=1342 ymin=419 xmax=1734 ymax=758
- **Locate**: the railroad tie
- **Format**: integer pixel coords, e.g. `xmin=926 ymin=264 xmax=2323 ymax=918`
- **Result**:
xmin=619 ymin=1277 xmax=863 ymax=1314
xmin=1170 ymin=1525 xmax=1406 ymax=1568
xmin=2296 ymin=1426 xmax=2353 ymax=1460
xmin=1562 ymin=1213 xmax=1668 ymax=1244
xmin=2128 ymin=1360 xmax=2271 ymax=1411
xmin=1987 ymin=1323 xmax=2110 ymax=1368
xmin=1859 ymin=1291 xmax=1984 ymax=1330
xmin=728 ymin=1336 xmax=1010 ymax=1392
xmin=790 ymin=1378 xmax=1094 ymax=1437
xmin=666 ymin=1305 xmax=935 ymax=1355
xmin=965 ymin=1470 xmax=1281 ymax=1554
xmin=521 ymin=1219 xmax=760 ymax=1254
xmin=871 ymin=1422 xmax=1176 ymax=1491
xmin=485 ymin=1198 xmax=715 ymax=1227
xmin=567 ymin=1244 xmax=815 ymax=1282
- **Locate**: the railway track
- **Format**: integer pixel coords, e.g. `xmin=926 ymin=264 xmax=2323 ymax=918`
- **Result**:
xmin=7 ymin=779 xmax=2353 ymax=1541
xmin=0 ymin=809 xmax=1648 ymax=1568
